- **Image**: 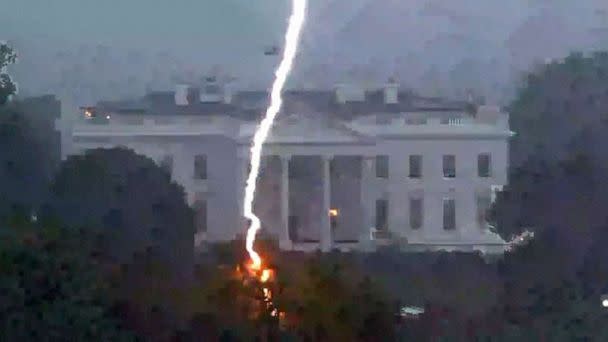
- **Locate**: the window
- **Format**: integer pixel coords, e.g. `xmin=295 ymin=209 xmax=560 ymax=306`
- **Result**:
xmin=375 ymin=199 xmax=388 ymax=231
xmin=478 ymin=153 xmax=491 ymax=178
xmin=443 ymin=198 xmax=456 ymax=230
xmin=194 ymin=155 xmax=207 ymax=180
xmin=443 ymin=155 xmax=456 ymax=178
xmin=288 ymin=215 xmax=299 ymax=241
xmin=476 ymin=194 xmax=491 ymax=227
xmin=159 ymin=155 xmax=173 ymax=177
xmin=193 ymin=198 xmax=207 ymax=232
xmin=376 ymin=156 xmax=389 ymax=178
xmin=409 ymin=155 xmax=422 ymax=178
xmin=330 ymin=212 xmax=338 ymax=230
xmin=405 ymin=117 xmax=427 ymax=125
xmin=409 ymin=197 xmax=423 ymax=229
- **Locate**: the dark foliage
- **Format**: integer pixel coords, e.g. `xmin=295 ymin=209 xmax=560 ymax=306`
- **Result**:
xmin=509 ymin=51 xmax=608 ymax=167
xmin=0 ymin=43 xmax=17 ymax=105
xmin=46 ymin=147 xmax=195 ymax=273
xmin=0 ymin=105 xmax=51 ymax=222
xmin=0 ymin=222 xmax=135 ymax=340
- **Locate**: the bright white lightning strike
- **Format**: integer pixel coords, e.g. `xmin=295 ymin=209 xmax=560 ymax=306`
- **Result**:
xmin=244 ymin=0 xmax=307 ymax=270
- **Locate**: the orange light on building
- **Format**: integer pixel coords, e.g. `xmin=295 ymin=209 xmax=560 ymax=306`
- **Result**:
xmin=329 ymin=208 xmax=339 ymax=217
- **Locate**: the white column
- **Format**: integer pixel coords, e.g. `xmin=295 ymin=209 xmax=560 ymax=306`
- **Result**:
xmin=279 ymin=155 xmax=292 ymax=250
xmin=320 ymin=155 xmax=333 ymax=252
xmin=359 ymin=156 xmax=374 ymax=246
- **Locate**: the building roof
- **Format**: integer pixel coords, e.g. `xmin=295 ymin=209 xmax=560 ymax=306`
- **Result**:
xmin=93 ymin=88 xmax=471 ymax=121
xmin=238 ymin=113 xmax=377 ymax=144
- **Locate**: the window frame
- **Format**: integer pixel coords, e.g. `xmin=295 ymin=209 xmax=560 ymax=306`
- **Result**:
xmin=375 ymin=155 xmax=389 ymax=179
xmin=409 ymin=197 xmax=423 ymax=230
xmin=409 ymin=154 xmax=423 ymax=179
xmin=375 ymin=199 xmax=389 ymax=231
xmin=477 ymin=153 xmax=492 ymax=178
xmin=194 ymin=154 xmax=208 ymax=180
xmin=442 ymin=197 xmax=456 ymax=230
xmin=442 ymin=155 xmax=456 ymax=178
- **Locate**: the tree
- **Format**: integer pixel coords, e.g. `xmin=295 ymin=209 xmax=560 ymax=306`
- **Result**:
xmin=0 ymin=43 xmax=17 ymax=105
xmin=492 ymin=51 xmax=608 ymax=241
xmin=0 ymin=105 xmax=50 ymax=222
xmin=0 ymin=221 xmax=136 ymax=340
xmin=508 ymin=51 xmax=608 ymax=167
xmin=46 ymin=147 xmax=195 ymax=274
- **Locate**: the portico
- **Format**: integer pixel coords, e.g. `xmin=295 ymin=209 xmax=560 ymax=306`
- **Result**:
xmin=239 ymin=146 xmax=378 ymax=253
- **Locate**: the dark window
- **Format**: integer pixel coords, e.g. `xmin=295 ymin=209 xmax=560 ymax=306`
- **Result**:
xmin=409 ymin=155 xmax=422 ymax=178
xmin=443 ymin=198 xmax=456 ymax=230
xmin=376 ymin=156 xmax=389 ymax=178
xmin=476 ymin=195 xmax=491 ymax=227
xmin=409 ymin=198 xmax=423 ymax=229
xmin=478 ymin=153 xmax=491 ymax=177
xmin=405 ymin=117 xmax=427 ymax=125
xmin=194 ymin=198 xmax=207 ymax=232
xmin=330 ymin=215 xmax=338 ymax=229
xmin=150 ymin=226 xmax=163 ymax=240
xmin=375 ymin=199 xmax=388 ymax=231
xmin=159 ymin=155 xmax=173 ymax=177
xmin=288 ymin=216 xmax=299 ymax=241
xmin=443 ymin=155 xmax=456 ymax=178
xmin=194 ymin=155 xmax=207 ymax=180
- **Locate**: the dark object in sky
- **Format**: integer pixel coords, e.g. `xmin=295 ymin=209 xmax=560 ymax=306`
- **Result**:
xmin=264 ymin=45 xmax=280 ymax=56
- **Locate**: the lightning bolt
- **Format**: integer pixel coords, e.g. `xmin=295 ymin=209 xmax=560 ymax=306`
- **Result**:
xmin=244 ymin=0 xmax=307 ymax=270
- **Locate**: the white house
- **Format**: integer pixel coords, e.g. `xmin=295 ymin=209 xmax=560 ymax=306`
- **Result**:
xmin=60 ymin=78 xmax=512 ymax=253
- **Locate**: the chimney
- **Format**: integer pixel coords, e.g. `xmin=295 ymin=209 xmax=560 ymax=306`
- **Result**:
xmin=335 ymin=83 xmax=365 ymax=104
xmin=200 ymin=76 xmax=222 ymax=103
xmin=174 ymin=84 xmax=190 ymax=106
xmin=383 ymin=78 xmax=399 ymax=104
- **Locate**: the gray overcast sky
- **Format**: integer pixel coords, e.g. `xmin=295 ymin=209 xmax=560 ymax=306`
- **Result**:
xmin=2 ymin=0 xmax=608 ymax=104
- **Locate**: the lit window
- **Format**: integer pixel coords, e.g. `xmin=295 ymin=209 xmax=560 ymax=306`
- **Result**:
xmin=329 ymin=208 xmax=338 ymax=229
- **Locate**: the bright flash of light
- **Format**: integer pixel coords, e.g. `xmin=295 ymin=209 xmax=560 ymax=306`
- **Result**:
xmin=260 ymin=269 xmax=271 ymax=283
xmin=603 ymin=299 xmax=608 ymax=308
xmin=329 ymin=208 xmax=339 ymax=217
xmin=244 ymin=0 xmax=307 ymax=270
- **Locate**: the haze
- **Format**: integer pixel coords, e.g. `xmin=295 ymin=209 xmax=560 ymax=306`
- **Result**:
xmin=3 ymin=0 xmax=608 ymax=105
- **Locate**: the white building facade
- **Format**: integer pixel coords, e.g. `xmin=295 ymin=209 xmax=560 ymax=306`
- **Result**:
xmin=60 ymin=80 xmax=512 ymax=253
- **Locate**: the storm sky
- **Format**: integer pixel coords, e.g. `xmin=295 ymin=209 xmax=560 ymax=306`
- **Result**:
xmin=2 ymin=0 xmax=608 ymax=105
